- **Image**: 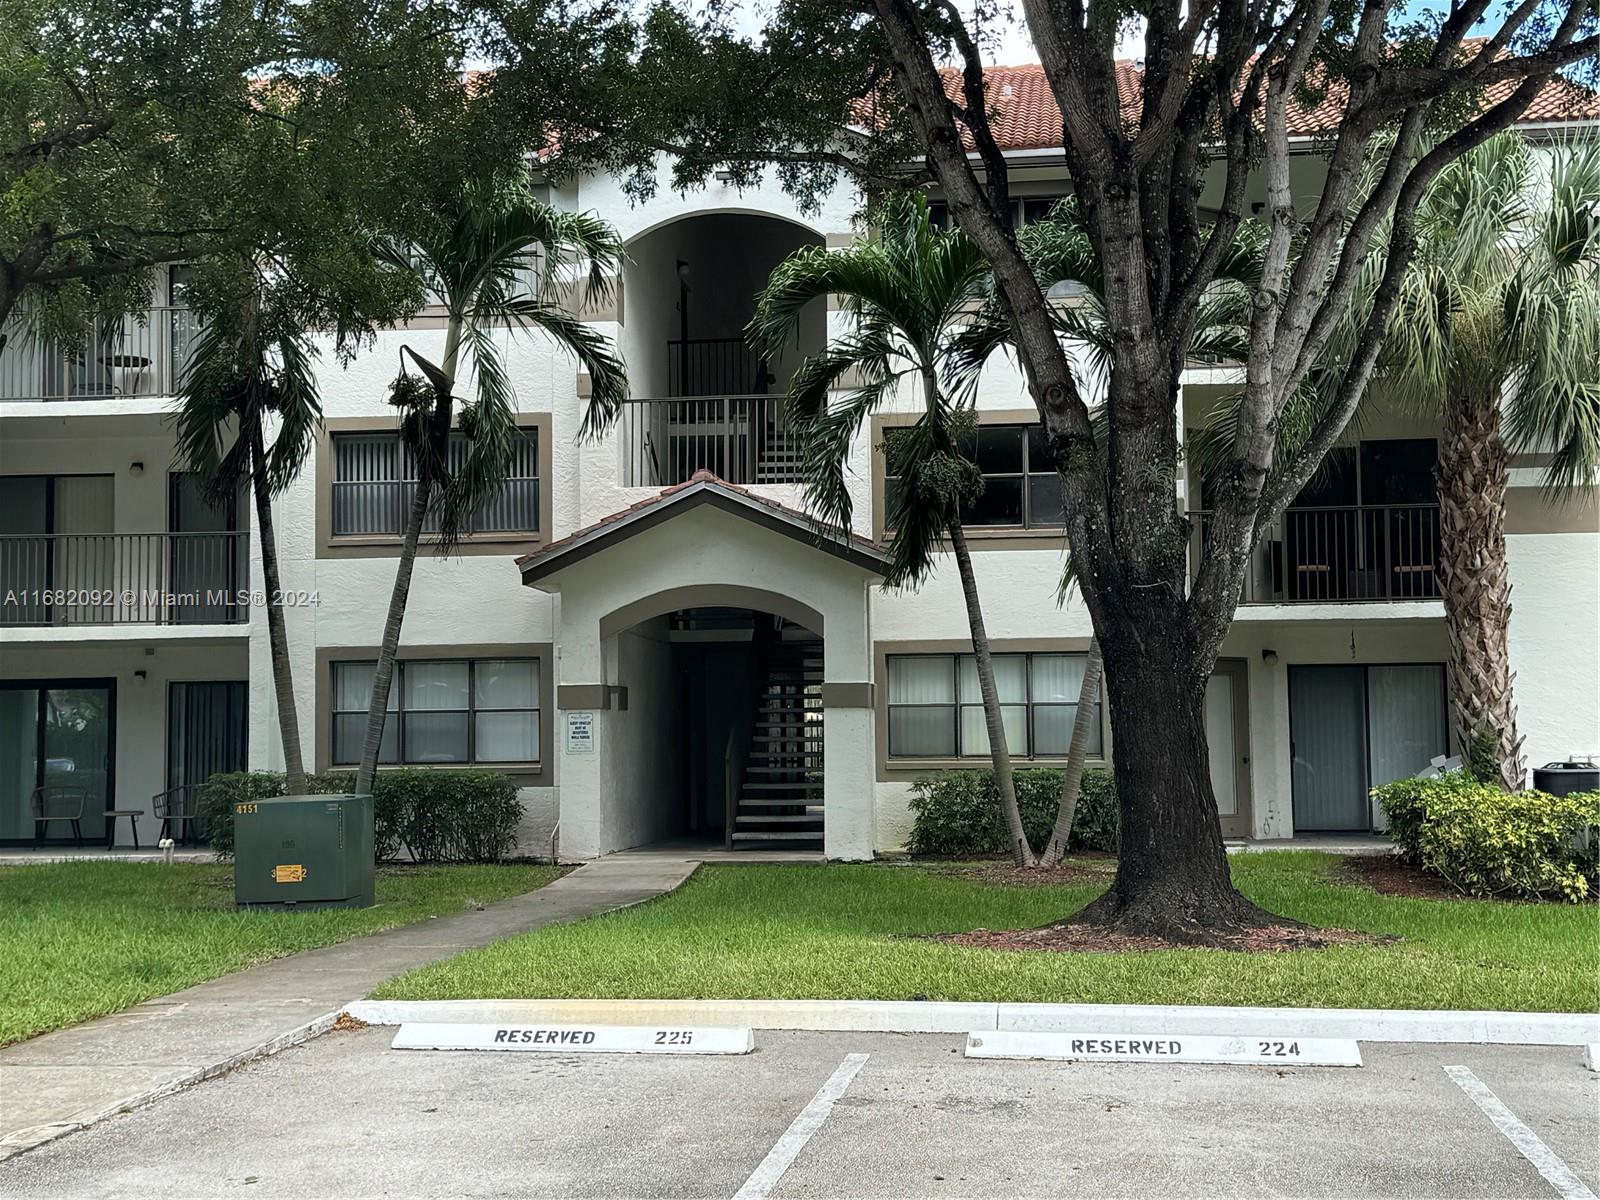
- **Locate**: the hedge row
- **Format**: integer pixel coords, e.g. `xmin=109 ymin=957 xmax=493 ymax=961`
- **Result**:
xmin=907 ymin=767 xmax=1118 ymax=857
xmin=1374 ymin=771 xmax=1598 ymax=902
xmin=195 ymin=769 xmax=523 ymax=864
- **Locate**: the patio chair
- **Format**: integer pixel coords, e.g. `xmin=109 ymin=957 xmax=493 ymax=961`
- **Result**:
xmin=31 ymin=785 xmax=88 ymax=846
xmin=152 ymin=785 xmax=202 ymax=846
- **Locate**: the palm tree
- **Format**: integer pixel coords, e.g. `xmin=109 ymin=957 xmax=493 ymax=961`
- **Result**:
xmin=1373 ymin=133 xmax=1600 ymax=789
xmin=750 ymin=190 xmax=1038 ymax=866
xmin=173 ymin=289 xmax=321 ymax=793
xmin=353 ymin=174 xmax=628 ymax=796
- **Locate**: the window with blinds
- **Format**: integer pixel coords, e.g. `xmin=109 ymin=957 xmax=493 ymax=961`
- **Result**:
xmin=330 ymin=429 xmax=539 ymax=537
xmin=330 ymin=658 xmax=540 ymax=765
xmin=886 ymin=651 xmax=1102 ymax=759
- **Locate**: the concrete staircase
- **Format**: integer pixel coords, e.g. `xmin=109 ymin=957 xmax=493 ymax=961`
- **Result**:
xmin=731 ymin=639 xmax=823 ymax=849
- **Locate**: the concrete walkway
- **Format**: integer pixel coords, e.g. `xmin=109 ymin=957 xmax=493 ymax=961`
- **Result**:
xmin=0 ymin=855 xmax=698 ymax=1160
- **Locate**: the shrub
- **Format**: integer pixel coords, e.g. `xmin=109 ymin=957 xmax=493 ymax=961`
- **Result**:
xmin=1373 ymin=771 xmax=1599 ymax=902
xmin=907 ymin=767 xmax=1118 ymax=857
xmin=195 ymin=769 xmax=523 ymax=864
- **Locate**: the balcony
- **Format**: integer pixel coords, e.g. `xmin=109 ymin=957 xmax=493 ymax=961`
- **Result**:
xmin=0 ymin=532 xmax=248 ymax=627
xmin=0 ymin=306 xmax=201 ymax=402
xmin=617 ymin=394 xmax=801 ymax=487
xmin=1193 ymin=504 xmax=1442 ymax=604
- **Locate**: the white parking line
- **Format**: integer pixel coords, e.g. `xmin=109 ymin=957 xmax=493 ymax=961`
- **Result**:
xmin=1445 ymin=1065 xmax=1597 ymax=1200
xmin=733 ymin=1052 xmax=870 ymax=1200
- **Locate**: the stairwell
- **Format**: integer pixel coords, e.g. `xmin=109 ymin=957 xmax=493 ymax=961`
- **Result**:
xmin=731 ymin=638 xmax=823 ymax=849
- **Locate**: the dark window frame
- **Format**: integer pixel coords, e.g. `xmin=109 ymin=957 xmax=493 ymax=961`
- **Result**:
xmin=884 ymin=423 xmax=1064 ymax=531
xmin=885 ymin=651 xmax=1103 ymax=760
xmin=329 ymin=657 xmax=541 ymax=766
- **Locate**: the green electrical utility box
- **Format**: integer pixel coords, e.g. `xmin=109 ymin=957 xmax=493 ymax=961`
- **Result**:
xmin=234 ymin=794 xmax=375 ymax=910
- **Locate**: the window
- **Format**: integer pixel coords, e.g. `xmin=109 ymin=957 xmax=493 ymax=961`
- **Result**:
xmin=330 ymin=428 xmax=539 ymax=538
xmin=329 ymin=658 xmax=540 ymax=765
xmin=886 ymin=652 xmax=1102 ymax=759
xmin=927 ymin=196 xmax=1068 ymax=231
xmin=883 ymin=423 xmax=1063 ymax=530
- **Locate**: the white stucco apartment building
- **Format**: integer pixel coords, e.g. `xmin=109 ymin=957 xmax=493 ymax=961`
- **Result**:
xmin=3 ymin=66 xmax=1597 ymax=858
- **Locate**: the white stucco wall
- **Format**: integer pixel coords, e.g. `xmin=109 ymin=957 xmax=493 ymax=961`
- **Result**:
xmin=1507 ymin=531 xmax=1600 ymax=771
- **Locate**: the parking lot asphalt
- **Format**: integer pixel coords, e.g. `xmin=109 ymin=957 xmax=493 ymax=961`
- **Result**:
xmin=0 ymin=1028 xmax=1592 ymax=1199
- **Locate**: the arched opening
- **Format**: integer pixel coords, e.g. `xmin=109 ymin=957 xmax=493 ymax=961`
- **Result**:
xmin=609 ymin=604 xmax=823 ymax=852
xmin=617 ymin=212 xmax=826 ymax=487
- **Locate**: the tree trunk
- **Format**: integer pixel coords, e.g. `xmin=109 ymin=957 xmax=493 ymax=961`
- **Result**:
xmin=354 ymin=479 xmax=430 ymax=796
xmin=249 ymin=420 xmax=307 ymax=794
xmin=947 ymin=519 xmax=1034 ymax=866
xmin=1070 ymin=615 xmax=1279 ymax=941
xmin=1037 ymin=637 xmax=1103 ymax=868
xmin=1436 ymin=398 xmax=1524 ymax=790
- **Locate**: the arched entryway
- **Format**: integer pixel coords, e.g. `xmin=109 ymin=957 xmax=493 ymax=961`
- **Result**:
xmin=605 ymin=605 xmax=823 ymax=851
xmin=616 ymin=212 xmax=825 ymax=488
xmin=518 ymin=475 xmax=885 ymax=861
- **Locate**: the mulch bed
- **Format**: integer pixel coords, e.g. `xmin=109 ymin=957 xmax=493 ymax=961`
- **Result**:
xmin=1342 ymin=854 xmax=1468 ymax=901
xmin=934 ymin=921 xmax=1395 ymax=954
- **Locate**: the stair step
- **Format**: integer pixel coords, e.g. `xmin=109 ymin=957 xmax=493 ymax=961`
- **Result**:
xmin=730 ymin=831 xmax=824 ymax=843
xmin=735 ymin=815 xmax=824 ymax=826
xmin=746 ymin=766 xmax=815 ymax=775
xmin=744 ymin=780 xmax=821 ymax=789
xmin=738 ymin=799 xmax=824 ymax=809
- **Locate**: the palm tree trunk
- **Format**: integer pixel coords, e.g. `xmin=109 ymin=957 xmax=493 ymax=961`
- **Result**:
xmin=247 ymin=419 xmax=307 ymax=794
xmin=353 ymin=478 xmax=431 ymax=796
xmin=947 ymin=519 xmax=1034 ymax=866
xmin=1037 ymin=637 xmax=1103 ymax=868
xmin=1436 ymin=398 xmax=1525 ymax=790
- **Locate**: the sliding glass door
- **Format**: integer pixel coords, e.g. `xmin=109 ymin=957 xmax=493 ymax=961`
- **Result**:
xmin=1289 ymin=663 xmax=1447 ymax=833
xmin=0 ymin=682 xmax=115 ymax=842
xmin=167 ymin=681 xmax=247 ymax=792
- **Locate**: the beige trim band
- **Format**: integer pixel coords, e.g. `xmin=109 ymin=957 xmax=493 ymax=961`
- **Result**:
xmin=1505 ymin=487 xmax=1600 ymax=534
xmin=821 ymin=682 xmax=874 ymax=709
xmin=558 ymin=684 xmax=610 ymax=710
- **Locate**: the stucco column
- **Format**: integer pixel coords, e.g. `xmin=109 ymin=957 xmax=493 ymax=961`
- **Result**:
xmin=553 ymin=606 xmax=608 ymax=860
xmin=820 ymin=582 xmax=875 ymax=860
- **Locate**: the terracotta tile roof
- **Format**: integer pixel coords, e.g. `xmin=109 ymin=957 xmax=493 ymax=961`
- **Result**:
xmin=516 ymin=469 xmax=882 ymax=571
xmin=938 ymin=57 xmax=1599 ymax=150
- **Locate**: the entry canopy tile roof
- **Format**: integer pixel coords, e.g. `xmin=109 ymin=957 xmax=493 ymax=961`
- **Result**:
xmin=518 ymin=470 xmax=888 ymax=584
xmin=935 ymin=57 xmax=1599 ymax=151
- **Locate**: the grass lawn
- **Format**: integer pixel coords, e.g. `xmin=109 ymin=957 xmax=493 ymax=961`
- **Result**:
xmin=0 ymin=860 xmax=562 ymax=1045
xmin=374 ymin=853 xmax=1596 ymax=1013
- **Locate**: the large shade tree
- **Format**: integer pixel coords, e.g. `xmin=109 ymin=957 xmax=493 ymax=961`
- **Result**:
xmin=0 ymin=0 xmax=511 ymax=340
xmin=353 ymin=174 xmax=628 ymax=797
xmin=518 ymin=0 xmax=1598 ymax=940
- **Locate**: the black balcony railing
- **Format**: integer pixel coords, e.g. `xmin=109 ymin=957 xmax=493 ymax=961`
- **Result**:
xmin=1191 ymin=505 xmax=1442 ymax=604
xmin=0 ymin=307 xmax=201 ymax=401
xmin=0 ymin=532 xmax=249 ymax=626
xmin=618 ymin=396 xmax=802 ymax=487
xmin=666 ymin=338 xmax=772 ymax=398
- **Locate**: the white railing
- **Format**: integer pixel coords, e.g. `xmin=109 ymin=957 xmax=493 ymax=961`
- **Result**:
xmin=0 ymin=306 xmax=201 ymax=401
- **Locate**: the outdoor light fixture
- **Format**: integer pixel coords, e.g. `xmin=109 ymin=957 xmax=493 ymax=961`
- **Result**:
xmin=1262 ymin=648 xmax=1279 ymax=665
xmin=129 ymin=461 xmax=144 ymax=475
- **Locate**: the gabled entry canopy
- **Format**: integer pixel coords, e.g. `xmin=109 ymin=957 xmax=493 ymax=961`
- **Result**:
xmin=518 ymin=471 xmax=888 ymax=586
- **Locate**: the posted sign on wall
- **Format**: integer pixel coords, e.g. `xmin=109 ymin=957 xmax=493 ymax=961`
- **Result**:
xmin=565 ymin=711 xmax=595 ymax=754
xmin=391 ymin=1023 xmax=754 ymax=1055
